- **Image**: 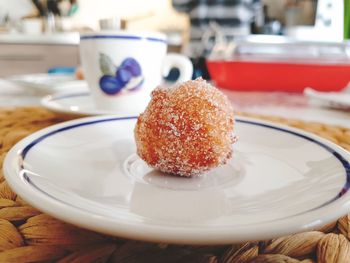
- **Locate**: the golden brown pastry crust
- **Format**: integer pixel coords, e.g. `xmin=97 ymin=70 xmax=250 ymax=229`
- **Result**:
xmin=134 ymin=78 xmax=235 ymax=177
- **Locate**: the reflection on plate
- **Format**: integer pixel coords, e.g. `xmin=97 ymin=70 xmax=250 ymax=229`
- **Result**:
xmin=4 ymin=116 xmax=350 ymax=244
xmin=41 ymin=91 xmax=142 ymax=116
xmin=7 ymin=73 xmax=87 ymax=94
xmin=304 ymin=87 xmax=350 ymax=110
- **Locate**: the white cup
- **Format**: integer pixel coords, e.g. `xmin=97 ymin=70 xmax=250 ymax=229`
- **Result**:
xmin=79 ymin=31 xmax=193 ymax=112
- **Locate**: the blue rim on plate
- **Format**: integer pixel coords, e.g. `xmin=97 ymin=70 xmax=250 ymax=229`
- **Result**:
xmin=20 ymin=117 xmax=350 ymax=205
xmin=80 ymin=35 xmax=167 ymax=44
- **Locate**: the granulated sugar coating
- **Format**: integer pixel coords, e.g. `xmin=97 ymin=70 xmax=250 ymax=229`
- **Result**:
xmin=134 ymin=78 xmax=236 ymax=177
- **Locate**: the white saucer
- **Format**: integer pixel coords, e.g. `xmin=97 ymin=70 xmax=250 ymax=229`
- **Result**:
xmin=4 ymin=116 xmax=350 ymax=244
xmin=304 ymin=87 xmax=350 ymax=110
xmin=7 ymin=73 xmax=87 ymax=95
xmin=41 ymin=91 xmax=142 ymax=116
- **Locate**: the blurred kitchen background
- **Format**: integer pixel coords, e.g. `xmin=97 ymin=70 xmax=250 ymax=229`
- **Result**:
xmin=0 ymin=0 xmax=348 ymax=77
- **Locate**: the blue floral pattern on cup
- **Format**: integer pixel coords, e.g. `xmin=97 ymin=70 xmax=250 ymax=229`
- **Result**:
xmin=99 ymin=53 xmax=143 ymax=95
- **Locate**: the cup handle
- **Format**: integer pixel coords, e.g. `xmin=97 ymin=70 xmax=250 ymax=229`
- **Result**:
xmin=162 ymin=53 xmax=193 ymax=83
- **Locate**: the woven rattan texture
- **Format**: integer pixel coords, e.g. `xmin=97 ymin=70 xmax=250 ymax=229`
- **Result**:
xmin=0 ymin=107 xmax=349 ymax=263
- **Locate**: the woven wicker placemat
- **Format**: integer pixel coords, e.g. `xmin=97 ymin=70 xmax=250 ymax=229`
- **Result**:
xmin=0 ymin=107 xmax=350 ymax=263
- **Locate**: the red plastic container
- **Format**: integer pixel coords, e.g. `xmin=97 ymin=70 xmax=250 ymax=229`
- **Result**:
xmin=206 ymin=36 xmax=350 ymax=92
xmin=207 ymin=60 xmax=350 ymax=93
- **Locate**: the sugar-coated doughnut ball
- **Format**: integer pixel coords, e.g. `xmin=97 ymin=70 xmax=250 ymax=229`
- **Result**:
xmin=134 ymin=78 xmax=236 ymax=177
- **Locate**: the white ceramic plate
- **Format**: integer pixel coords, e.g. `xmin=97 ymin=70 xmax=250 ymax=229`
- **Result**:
xmin=4 ymin=116 xmax=350 ymax=244
xmin=7 ymin=73 xmax=87 ymax=94
xmin=41 ymin=91 xmax=142 ymax=116
xmin=304 ymin=87 xmax=350 ymax=110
